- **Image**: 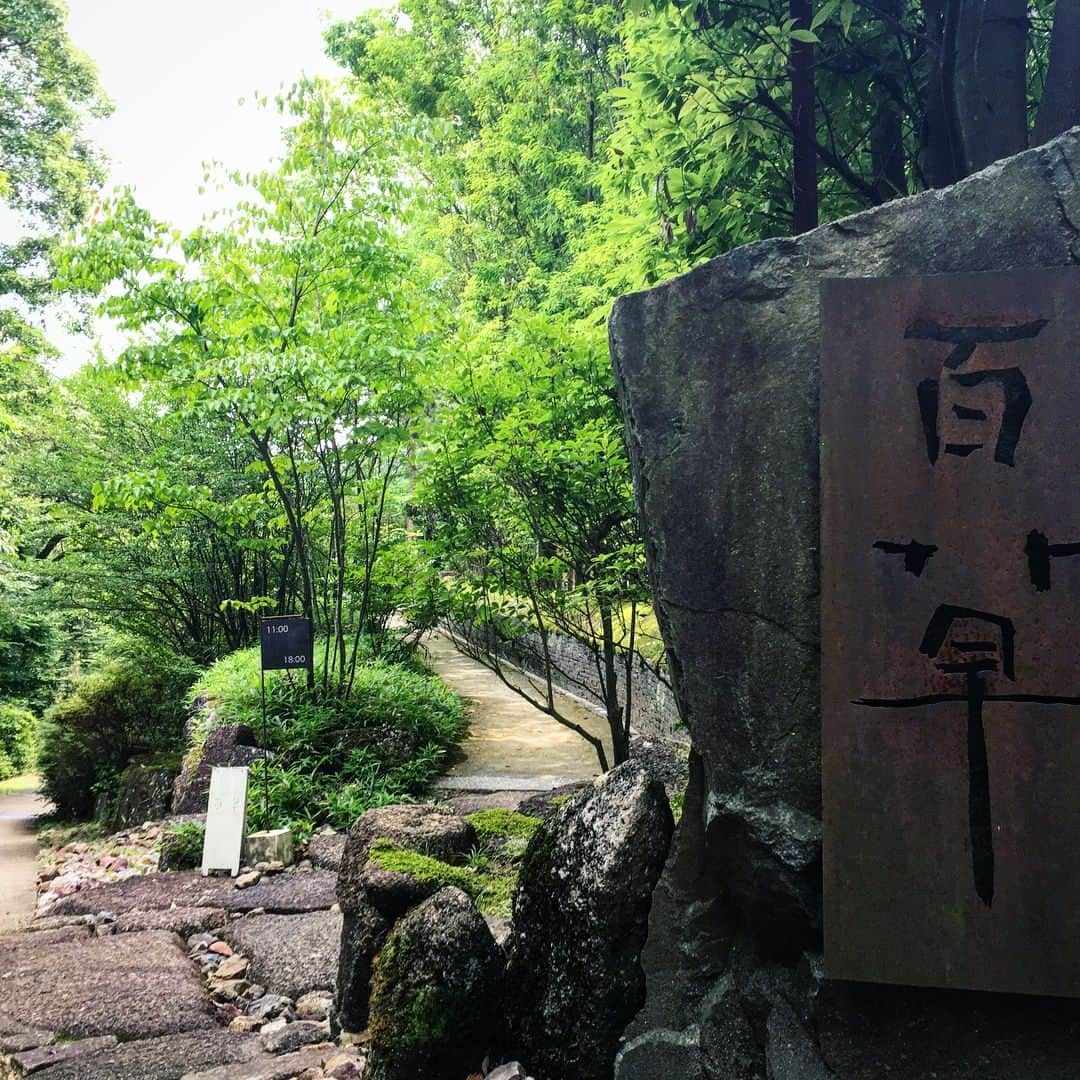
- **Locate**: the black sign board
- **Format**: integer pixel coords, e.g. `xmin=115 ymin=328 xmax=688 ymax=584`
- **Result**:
xmin=260 ymin=616 xmax=313 ymax=671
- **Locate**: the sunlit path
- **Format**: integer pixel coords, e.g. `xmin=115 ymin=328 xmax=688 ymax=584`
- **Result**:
xmin=0 ymin=780 xmax=48 ymax=934
xmin=421 ymin=630 xmax=612 ymax=791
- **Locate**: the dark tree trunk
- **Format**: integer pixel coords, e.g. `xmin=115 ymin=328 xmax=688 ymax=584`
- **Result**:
xmin=954 ymin=0 xmax=1028 ymax=172
xmin=1034 ymin=0 xmax=1080 ymax=146
xmin=790 ymin=0 xmax=818 ymax=233
xmin=921 ymin=0 xmax=966 ymax=187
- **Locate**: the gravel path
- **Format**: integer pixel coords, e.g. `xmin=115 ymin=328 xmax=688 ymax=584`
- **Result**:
xmin=0 ymin=779 xmax=49 ymax=933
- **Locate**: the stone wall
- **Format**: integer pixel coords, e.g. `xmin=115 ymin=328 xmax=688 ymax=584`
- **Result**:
xmin=610 ymin=129 xmax=1080 ymax=1079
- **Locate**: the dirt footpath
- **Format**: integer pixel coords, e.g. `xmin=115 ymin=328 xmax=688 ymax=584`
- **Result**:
xmin=421 ymin=630 xmax=612 ymax=790
xmin=0 ymin=780 xmax=48 ymax=933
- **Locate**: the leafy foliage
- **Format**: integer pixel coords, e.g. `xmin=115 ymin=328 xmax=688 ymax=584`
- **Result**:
xmin=37 ymin=637 xmax=198 ymax=819
xmin=0 ymin=701 xmax=35 ymax=779
xmin=191 ymin=644 xmax=465 ymax=837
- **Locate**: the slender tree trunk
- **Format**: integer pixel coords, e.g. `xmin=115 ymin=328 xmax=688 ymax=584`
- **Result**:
xmin=870 ymin=0 xmax=909 ymax=201
xmin=790 ymin=0 xmax=819 ymax=233
xmin=954 ymin=0 xmax=1028 ymax=173
xmin=1034 ymin=0 xmax=1080 ymax=147
xmin=921 ymin=0 xmax=963 ymax=186
xmin=599 ymin=601 xmax=629 ymax=765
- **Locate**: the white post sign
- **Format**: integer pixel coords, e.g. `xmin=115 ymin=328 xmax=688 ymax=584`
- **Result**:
xmin=202 ymin=766 xmax=249 ymax=877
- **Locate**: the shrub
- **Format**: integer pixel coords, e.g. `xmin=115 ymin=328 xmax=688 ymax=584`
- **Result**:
xmin=0 ymin=702 xmax=36 ymax=779
xmin=189 ymin=643 xmax=466 ymax=837
xmin=38 ymin=638 xmax=199 ymax=819
xmin=160 ymin=821 xmax=205 ymax=871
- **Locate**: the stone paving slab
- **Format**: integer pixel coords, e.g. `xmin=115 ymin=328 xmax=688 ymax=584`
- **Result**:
xmin=112 ymin=906 xmax=228 ymax=936
xmin=222 ymin=910 xmax=342 ymax=1002
xmin=0 ymin=929 xmax=214 ymax=1041
xmin=9 ymin=1035 xmax=118 ymax=1076
xmin=181 ymin=1044 xmax=333 ymax=1080
xmin=46 ymin=870 xmax=337 ymax=918
xmin=26 ymin=1030 xmax=264 ymax=1080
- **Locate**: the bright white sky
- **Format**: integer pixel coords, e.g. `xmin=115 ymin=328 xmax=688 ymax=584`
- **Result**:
xmin=36 ymin=0 xmax=385 ymax=371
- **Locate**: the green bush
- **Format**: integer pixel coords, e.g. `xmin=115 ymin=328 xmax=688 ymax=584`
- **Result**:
xmin=0 ymin=702 xmax=36 ymax=779
xmin=189 ymin=643 xmax=466 ymax=837
xmin=38 ymin=638 xmax=199 ymax=819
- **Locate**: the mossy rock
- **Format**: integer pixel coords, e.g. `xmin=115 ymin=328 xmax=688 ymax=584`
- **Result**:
xmin=105 ymin=752 xmax=185 ymax=831
xmin=368 ymin=840 xmax=518 ymax=919
xmin=366 ymin=887 xmax=504 ymax=1080
xmin=465 ymin=808 xmax=542 ymax=843
xmin=159 ymin=822 xmax=205 ymax=872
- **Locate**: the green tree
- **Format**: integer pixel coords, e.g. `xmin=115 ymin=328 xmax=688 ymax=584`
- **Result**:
xmin=422 ymin=314 xmax=651 ymax=768
xmin=59 ymin=80 xmax=427 ymax=689
xmin=1 ymin=0 xmax=108 ymax=349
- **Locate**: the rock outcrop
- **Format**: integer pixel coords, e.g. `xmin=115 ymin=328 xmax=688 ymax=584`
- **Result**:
xmin=609 ymin=129 xmax=1080 ymax=1077
xmin=172 ymin=724 xmax=264 ymax=815
xmin=365 ymin=887 xmax=504 ymax=1080
xmin=333 ymin=803 xmax=477 ymax=1036
xmin=506 ymin=761 xmax=673 ymax=1080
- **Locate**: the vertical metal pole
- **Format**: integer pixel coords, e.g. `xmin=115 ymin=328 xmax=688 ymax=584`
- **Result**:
xmin=261 ymin=666 xmax=269 ymax=826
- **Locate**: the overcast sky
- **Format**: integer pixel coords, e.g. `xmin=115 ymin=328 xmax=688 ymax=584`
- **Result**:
xmin=38 ymin=0 xmax=384 ymax=370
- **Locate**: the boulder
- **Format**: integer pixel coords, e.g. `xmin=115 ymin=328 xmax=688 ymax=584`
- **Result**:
xmin=172 ymin=724 xmax=264 ymax=815
xmin=305 ymin=832 xmax=346 ymax=872
xmin=104 ymin=753 xmax=182 ymax=831
xmin=609 ymin=129 xmax=1080 ymax=1077
xmin=221 ymin=910 xmax=342 ymax=1001
xmin=332 ymin=803 xmax=477 ymax=1037
xmin=365 ymin=887 xmax=504 ymax=1080
xmin=333 ymin=900 xmax=391 ymax=1037
xmin=505 ymin=761 xmax=674 ymax=1080
xmin=336 ymin=804 xmax=476 ymax=912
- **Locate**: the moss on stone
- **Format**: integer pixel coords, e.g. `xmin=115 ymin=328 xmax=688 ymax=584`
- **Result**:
xmin=465 ymin=808 xmax=542 ymax=842
xmin=368 ymin=839 xmax=518 ymax=918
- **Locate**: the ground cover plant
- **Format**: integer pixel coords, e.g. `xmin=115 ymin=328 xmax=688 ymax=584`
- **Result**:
xmin=190 ymin=642 xmax=466 ymax=838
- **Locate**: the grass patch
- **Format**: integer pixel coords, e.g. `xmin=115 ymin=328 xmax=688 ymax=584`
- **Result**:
xmin=189 ymin=643 xmax=466 ymax=840
xmin=0 ymin=772 xmax=38 ymax=795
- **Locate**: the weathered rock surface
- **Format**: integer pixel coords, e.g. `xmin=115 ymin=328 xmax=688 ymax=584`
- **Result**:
xmin=333 ymin=900 xmax=390 ymax=1036
xmin=222 ymin=910 xmax=342 ymax=1001
xmin=23 ymin=1031 xmax=264 ymax=1080
xmin=609 ymin=129 xmax=1080 ymax=1079
xmin=47 ymin=869 xmax=336 ymax=917
xmin=6 ymin=1034 xmax=118 ymax=1076
xmin=181 ymin=1044 xmax=332 ymax=1080
xmin=105 ymin=754 xmax=181 ymax=831
xmin=365 ymin=887 xmax=504 ymax=1080
xmin=336 ymin=804 xmax=475 ymax=912
xmin=505 ymin=761 xmax=674 ymax=1080
xmin=172 ymin=724 xmax=263 ymax=815
xmin=0 ymin=929 xmax=214 ymax=1040
xmin=305 ymin=832 xmax=346 ymax=872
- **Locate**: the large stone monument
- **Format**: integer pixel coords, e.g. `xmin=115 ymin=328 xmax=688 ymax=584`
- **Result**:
xmin=610 ymin=128 xmax=1080 ymax=1078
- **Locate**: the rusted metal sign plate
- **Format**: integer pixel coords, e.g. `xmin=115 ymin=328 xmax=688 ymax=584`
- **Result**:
xmin=822 ymin=267 xmax=1080 ymax=997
